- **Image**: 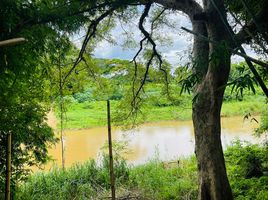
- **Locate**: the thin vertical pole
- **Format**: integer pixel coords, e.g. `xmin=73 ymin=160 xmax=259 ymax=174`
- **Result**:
xmin=60 ymin=96 xmax=65 ymax=169
xmin=5 ymin=132 xmax=11 ymax=200
xmin=107 ymin=100 xmax=115 ymax=200
xmin=59 ymin=58 xmax=65 ymax=169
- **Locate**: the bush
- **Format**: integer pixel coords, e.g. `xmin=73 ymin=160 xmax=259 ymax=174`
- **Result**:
xmin=73 ymin=90 xmax=93 ymax=103
xmin=225 ymin=140 xmax=268 ymax=199
xmin=16 ymin=141 xmax=268 ymax=200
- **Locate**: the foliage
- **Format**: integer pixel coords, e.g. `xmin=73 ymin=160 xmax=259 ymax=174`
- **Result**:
xmin=15 ymin=155 xmax=197 ymax=200
xmin=255 ymin=107 xmax=268 ymax=137
xmin=226 ymin=63 xmax=258 ymax=99
xmin=225 ymin=141 xmax=268 ymax=199
xmin=0 ymin=101 xmax=57 ymax=198
xmin=129 ymin=157 xmax=198 ymax=200
xmin=1 ymin=0 xmax=268 ymax=199
xmin=73 ymin=90 xmax=94 ymax=103
xmin=225 ymin=140 xmax=268 ymax=178
xmin=56 ymin=89 xmax=265 ymax=129
xmin=0 ymin=0 xmax=90 ymax=196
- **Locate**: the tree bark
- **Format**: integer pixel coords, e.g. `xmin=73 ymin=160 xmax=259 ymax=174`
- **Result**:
xmin=192 ymin=0 xmax=233 ymax=199
xmin=154 ymin=0 xmax=233 ymax=199
xmin=193 ymin=70 xmax=233 ymax=200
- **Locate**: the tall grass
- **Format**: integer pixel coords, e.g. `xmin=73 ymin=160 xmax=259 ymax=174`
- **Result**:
xmin=15 ymin=155 xmax=130 ymax=200
xmin=15 ymin=155 xmax=198 ymax=200
xmin=15 ymin=141 xmax=268 ymax=200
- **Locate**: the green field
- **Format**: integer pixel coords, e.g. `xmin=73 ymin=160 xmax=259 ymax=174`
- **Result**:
xmin=56 ymin=91 xmax=266 ymax=129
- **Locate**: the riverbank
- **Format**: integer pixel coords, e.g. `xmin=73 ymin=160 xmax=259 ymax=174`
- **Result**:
xmin=15 ymin=142 xmax=268 ymax=200
xmin=53 ymin=93 xmax=266 ymax=129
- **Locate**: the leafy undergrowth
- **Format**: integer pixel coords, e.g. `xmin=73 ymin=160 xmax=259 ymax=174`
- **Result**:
xmin=225 ymin=140 xmax=268 ymax=200
xmin=15 ymin=142 xmax=268 ymax=200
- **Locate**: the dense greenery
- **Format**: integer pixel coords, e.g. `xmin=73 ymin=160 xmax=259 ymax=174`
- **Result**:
xmin=15 ymin=141 xmax=268 ymax=200
xmin=0 ymin=0 xmax=104 ymax=195
xmin=53 ymin=59 xmax=266 ymax=129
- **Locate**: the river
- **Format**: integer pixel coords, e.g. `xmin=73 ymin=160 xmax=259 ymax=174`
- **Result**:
xmin=43 ymin=116 xmax=260 ymax=170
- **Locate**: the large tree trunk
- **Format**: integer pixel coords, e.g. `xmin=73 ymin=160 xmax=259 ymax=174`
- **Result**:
xmin=192 ymin=0 xmax=233 ymax=199
xmin=192 ymin=70 xmax=233 ymax=200
xmin=150 ymin=0 xmax=234 ymax=199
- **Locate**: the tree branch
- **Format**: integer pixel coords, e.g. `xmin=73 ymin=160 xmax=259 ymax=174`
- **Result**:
xmin=181 ymin=26 xmax=268 ymax=98
xmin=130 ymin=3 xmax=166 ymax=112
xmin=62 ymin=8 xmax=116 ymax=85
xmin=154 ymin=0 xmax=203 ymax=19
xmin=239 ymin=0 xmax=268 ymax=44
xmin=235 ymin=0 xmax=268 ymax=47
xmin=181 ymin=26 xmax=268 ymax=69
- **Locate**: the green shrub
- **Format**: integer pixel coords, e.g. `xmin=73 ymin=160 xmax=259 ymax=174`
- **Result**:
xmin=73 ymin=90 xmax=93 ymax=103
xmin=15 ymin=154 xmax=129 ymax=200
xmin=225 ymin=140 xmax=268 ymax=199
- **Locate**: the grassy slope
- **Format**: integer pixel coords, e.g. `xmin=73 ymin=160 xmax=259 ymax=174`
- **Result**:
xmin=59 ymin=93 xmax=266 ymax=129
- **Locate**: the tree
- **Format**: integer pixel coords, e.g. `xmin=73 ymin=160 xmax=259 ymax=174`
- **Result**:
xmin=72 ymin=1 xmax=267 ymax=199
xmin=0 ymin=0 xmax=85 ymax=197
xmin=1 ymin=0 xmax=267 ymax=199
xmin=62 ymin=1 xmax=266 ymax=199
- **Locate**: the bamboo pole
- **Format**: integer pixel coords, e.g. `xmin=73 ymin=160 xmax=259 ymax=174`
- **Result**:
xmin=0 ymin=38 xmax=26 ymax=47
xmin=5 ymin=132 xmax=12 ymax=200
xmin=59 ymin=61 xmax=65 ymax=169
xmin=107 ymin=100 xmax=116 ymax=200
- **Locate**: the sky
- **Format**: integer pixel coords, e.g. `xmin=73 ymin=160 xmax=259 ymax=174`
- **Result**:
xmin=71 ymin=10 xmax=194 ymax=67
xmin=91 ymin=13 xmax=192 ymax=67
xmin=71 ymin=7 xmax=261 ymax=68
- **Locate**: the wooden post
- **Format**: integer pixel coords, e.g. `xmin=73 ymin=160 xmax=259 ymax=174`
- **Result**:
xmin=5 ymin=132 xmax=12 ymax=200
xmin=107 ymin=100 xmax=115 ymax=200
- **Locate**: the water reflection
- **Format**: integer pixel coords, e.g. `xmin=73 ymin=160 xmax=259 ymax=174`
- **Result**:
xmin=44 ymin=116 xmax=259 ymax=170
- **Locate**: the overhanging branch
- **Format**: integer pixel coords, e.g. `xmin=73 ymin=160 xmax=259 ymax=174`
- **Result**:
xmin=235 ymin=0 xmax=268 ymax=47
xmin=130 ymin=3 xmax=167 ymax=113
xmin=181 ymin=26 xmax=268 ymax=98
xmin=62 ymin=8 xmax=116 ymax=85
xmin=181 ymin=27 xmax=268 ymax=69
xmin=239 ymin=0 xmax=268 ymax=44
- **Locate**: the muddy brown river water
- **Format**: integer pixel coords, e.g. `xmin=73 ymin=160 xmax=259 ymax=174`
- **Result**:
xmin=42 ymin=116 xmax=260 ymax=170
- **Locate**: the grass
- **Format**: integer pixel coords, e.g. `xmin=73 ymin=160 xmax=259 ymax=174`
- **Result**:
xmin=15 ymin=156 xmax=198 ymax=200
xmin=15 ymin=142 xmax=268 ymax=200
xmin=221 ymin=95 xmax=266 ymax=117
xmin=57 ymin=92 xmax=266 ymax=129
xmin=59 ymin=101 xmax=109 ymax=129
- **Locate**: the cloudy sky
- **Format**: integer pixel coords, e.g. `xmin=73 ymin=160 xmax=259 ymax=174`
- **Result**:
xmin=71 ymin=7 xmax=259 ymax=67
xmin=92 ymin=13 xmax=192 ymax=67
xmin=71 ymin=10 xmax=194 ymax=67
